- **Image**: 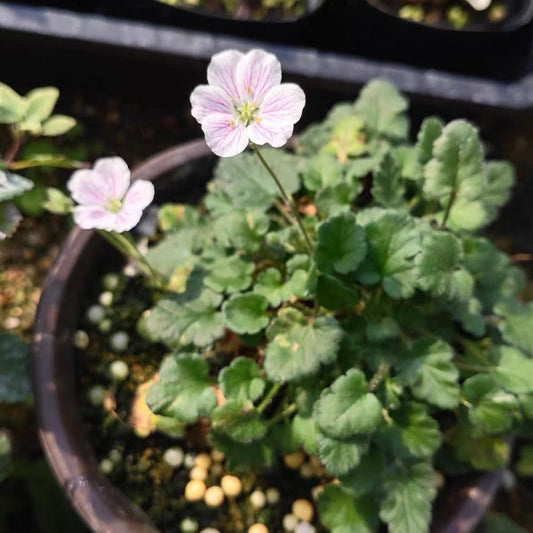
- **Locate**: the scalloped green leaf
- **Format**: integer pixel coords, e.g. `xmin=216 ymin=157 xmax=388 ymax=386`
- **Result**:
xmin=41 ymin=115 xmax=76 ymax=136
xmin=321 ymin=115 xmax=368 ymax=162
xmin=223 ymin=293 xmax=269 ymax=335
xmin=495 ymin=300 xmax=533 ymax=355
xmin=0 ymin=203 xmax=22 ymax=240
xmin=264 ymin=309 xmax=343 ymax=382
xmin=315 ymin=182 xmax=360 ymax=217
xmin=205 ymin=254 xmax=254 ymax=294
xmin=316 ymin=274 xmax=360 ymax=311
xmin=0 ymin=83 xmax=27 ymax=123
xmin=316 ymin=431 xmax=363 ymax=476
xmin=24 ymin=87 xmax=58 ymax=124
xmin=253 ymin=268 xmax=308 ymax=307
xmin=211 ymin=399 xmax=267 ymax=444
xmin=145 ymin=352 xmax=217 ymax=423
xmin=213 ymin=208 xmax=270 ymax=252
xmin=302 ymin=152 xmax=345 ymax=191
xmin=314 ymin=211 xmax=367 ymax=274
xmin=0 ymin=171 xmax=33 ymax=202
xmin=291 ymin=414 xmax=318 ymax=454
xmin=338 ymin=449 xmax=386 ymax=498
xmin=483 ymin=160 xmax=515 ymax=216
xmin=218 ymin=356 xmax=265 ymax=402
xmin=395 ymin=337 xmax=460 ymax=409
xmin=371 ymin=152 xmax=406 ymax=207
xmin=491 ymin=346 xmax=533 ymax=394
xmin=314 ymin=369 xmax=382 ymax=438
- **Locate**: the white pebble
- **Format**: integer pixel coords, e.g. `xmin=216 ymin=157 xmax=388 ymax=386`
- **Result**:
xmin=86 ymin=304 xmax=106 ymax=324
xmin=184 ymin=480 xmax=206 ymax=501
xmin=204 ymin=485 xmax=224 ymax=507
xmin=292 ymin=499 xmax=314 ymax=522
xmin=98 ymin=318 xmax=112 ymax=333
xmin=123 ymin=264 xmax=137 ymax=277
xmin=199 ymin=529 xmax=220 ymax=533
xmin=194 ymin=452 xmax=212 ymax=470
xmin=266 ymin=487 xmax=280 ymax=505
xmin=102 ymin=273 xmax=120 ymax=291
xmin=295 ymin=523 xmax=315 ymax=533
xmin=163 ymin=447 xmax=184 ymax=468
xmin=502 ymin=468 xmax=517 ymax=491
xmin=99 ymin=458 xmax=113 ymax=474
xmin=74 ymin=330 xmax=89 ymax=349
xmin=282 ymin=514 xmax=298 ymax=532
xmin=109 ymin=360 xmax=129 ymax=381
xmin=184 ymin=453 xmax=196 ymax=468
xmin=99 ymin=291 xmax=113 ymax=307
xmin=110 ymin=331 xmax=129 ymax=352
xmin=211 ymin=449 xmax=225 ymax=462
xmin=180 ymin=518 xmax=198 ymax=533
xmin=109 ymin=449 xmax=122 ymax=463
xmin=250 ymin=490 xmax=266 ymax=509
xmin=88 ymin=385 xmax=105 ymax=406
xmin=190 ymin=466 xmax=208 ymax=481
xmin=221 ymin=475 xmax=242 ymax=497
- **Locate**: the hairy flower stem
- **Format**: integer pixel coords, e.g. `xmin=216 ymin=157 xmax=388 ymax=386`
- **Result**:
xmin=251 ymin=143 xmax=313 ymax=255
xmin=441 ymin=189 xmax=457 ymax=229
xmin=98 ymin=230 xmax=167 ymax=288
xmin=267 ymin=403 xmax=297 ymax=429
xmin=257 ymin=382 xmax=282 ymax=413
xmin=368 ymin=362 xmax=391 ymax=392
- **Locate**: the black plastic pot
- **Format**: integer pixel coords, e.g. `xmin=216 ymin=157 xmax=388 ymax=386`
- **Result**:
xmin=341 ymin=0 xmax=533 ymax=80
xmin=31 ymin=138 xmax=504 ymax=533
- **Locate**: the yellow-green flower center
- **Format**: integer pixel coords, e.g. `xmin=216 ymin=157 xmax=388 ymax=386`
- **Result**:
xmin=106 ymin=198 xmax=123 ymax=213
xmin=236 ymin=101 xmax=259 ymax=127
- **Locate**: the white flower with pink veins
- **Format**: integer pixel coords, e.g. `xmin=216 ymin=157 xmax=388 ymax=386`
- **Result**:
xmin=68 ymin=157 xmax=154 ymax=233
xmin=190 ymin=48 xmax=306 ymax=157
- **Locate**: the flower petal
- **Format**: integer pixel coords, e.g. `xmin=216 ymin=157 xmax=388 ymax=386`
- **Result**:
xmin=236 ymin=49 xmax=282 ymax=102
xmin=93 ymin=157 xmax=131 ymax=199
xmin=207 ymin=49 xmax=243 ymax=100
xmin=202 ymin=113 xmax=249 ymax=157
xmin=113 ymin=207 xmax=145 ymax=233
xmin=123 ymin=180 xmax=155 ymax=212
xmin=247 ymin=122 xmax=294 ymax=148
xmin=67 ymin=169 xmax=107 ymax=205
xmin=260 ymin=83 xmax=306 ymax=125
xmin=190 ymin=84 xmax=233 ymax=124
xmin=73 ymin=205 xmax=117 ymax=231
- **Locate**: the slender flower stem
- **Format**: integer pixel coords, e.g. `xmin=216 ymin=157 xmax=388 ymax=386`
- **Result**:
xmin=441 ymin=189 xmax=457 ymax=229
xmin=257 ymin=382 xmax=282 ymax=413
xmin=250 ymin=143 xmax=313 ymax=255
xmin=267 ymin=403 xmax=297 ymax=428
xmin=368 ymin=362 xmax=391 ymax=392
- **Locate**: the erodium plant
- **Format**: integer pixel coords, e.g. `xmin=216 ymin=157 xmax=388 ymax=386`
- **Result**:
xmin=55 ymin=49 xmax=533 ymax=532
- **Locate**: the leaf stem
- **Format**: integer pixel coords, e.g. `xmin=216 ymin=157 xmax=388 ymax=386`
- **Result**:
xmin=368 ymin=362 xmax=391 ymax=392
xmin=257 ymin=382 xmax=282 ymax=413
xmin=267 ymin=403 xmax=297 ymax=428
xmin=250 ymin=143 xmax=313 ymax=255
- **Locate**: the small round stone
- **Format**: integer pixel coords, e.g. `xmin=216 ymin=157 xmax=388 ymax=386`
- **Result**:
xmin=299 ymin=462 xmax=314 ymax=478
xmin=211 ymin=449 xmax=225 ymax=462
xmin=99 ymin=291 xmax=113 ymax=307
xmin=98 ymin=318 xmax=112 ymax=333
xmin=102 ymin=273 xmax=120 ymax=291
xmin=74 ymin=330 xmax=90 ymax=349
xmin=110 ymin=331 xmax=129 ymax=352
xmin=211 ymin=463 xmax=224 ymax=476
xmin=180 ymin=518 xmax=199 ymax=533
xmin=282 ymin=514 xmax=298 ymax=531
xmin=109 ymin=449 xmax=122 ymax=463
xmin=265 ymin=487 xmax=280 ymax=505
xmin=88 ymin=385 xmax=105 ymax=406
xmin=204 ymin=485 xmax=224 ymax=507
xmin=163 ymin=447 xmax=184 ymax=468
xmin=189 ymin=466 xmax=208 ymax=481
xmin=250 ymin=489 xmax=266 ymax=509
xmin=311 ymin=485 xmax=324 ymax=501
xmin=502 ymin=469 xmax=517 ymax=491
xmin=99 ymin=458 xmax=113 ymax=474
xmin=283 ymin=450 xmax=305 ymax=469
xmin=86 ymin=304 xmax=106 ymax=324
xmin=292 ymin=499 xmax=314 ymax=522
xmin=295 ymin=523 xmax=315 ymax=533
xmin=221 ymin=474 xmax=242 ymax=497
xmin=109 ymin=360 xmax=129 ymax=380
xmin=194 ymin=452 xmax=212 ymax=470
xmin=248 ymin=525 xmax=268 ymax=533
xmin=199 ymin=529 xmax=220 ymax=533
xmin=184 ymin=453 xmax=196 ymax=468
xmin=184 ymin=480 xmax=206 ymax=501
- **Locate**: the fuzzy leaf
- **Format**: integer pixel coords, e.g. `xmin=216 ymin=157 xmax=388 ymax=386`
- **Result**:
xmin=219 ymin=357 xmax=265 ymax=402
xmin=0 ymin=203 xmax=22 ymax=240
xmin=223 ymin=293 xmax=269 ymax=335
xmin=314 ymin=212 xmax=367 ymax=274
xmin=496 ymin=300 xmax=533 ymax=355
xmin=454 ymin=431 xmax=510 ymax=470
xmin=0 ymin=333 xmax=31 ymax=403
xmin=24 ymin=87 xmax=58 ymax=123
xmin=145 ymin=352 xmax=217 ymax=422
xmin=205 ymin=254 xmax=254 ymax=294
xmin=42 ymin=187 xmax=73 ymax=215
xmin=338 ymin=449 xmax=385 ymax=497
xmin=264 ymin=308 xmax=343 ymax=382
xmin=0 ymin=83 xmax=27 ymax=123
xmin=396 ymin=337 xmax=460 ymax=409
xmin=423 ymin=120 xmax=485 ymax=205
xmin=211 ymin=399 xmax=267 ymax=443
xmin=0 ymin=171 xmax=33 ymax=202
xmin=210 ymin=431 xmax=275 ymax=471
xmin=318 ymin=485 xmax=378 ymax=533
xmin=353 ymin=80 xmax=409 ymax=141
xmin=380 ymin=461 xmax=436 ymax=533
xmin=41 ymin=115 xmax=76 ymax=136
xmin=314 ymin=369 xmax=382 ymax=438
xmin=371 ymin=152 xmax=406 ymax=207
xmin=321 ymin=115 xmax=368 ymax=163
xmin=316 ymin=431 xmax=363 ymax=476
xmin=356 ymin=209 xmax=420 ymax=298
xmin=462 ymin=374 xmax=519 ymax=434
xmin=291 ymin=415 xmax=318 ymax=454
xmin=214 ymin=209 xmax=270 ymax=252
xmin=315 ymin=182 xmax=360 ymax=217
xmin=316 ymin=274 xmax=360 ymax=310
xmin=483 ymin=161 xmax=515 ymax=213
xmin=302 ymin=152 xmax=345 ymax=191
xmin=145 ymin=231 xmax=197 ymax=278
xmin=416 ymin=117 xmax=445 ymax=165
xmin=253 ymin=268 xmax=308 ymax=307
xmin=491 ymin=346 xmax=533 ymax=394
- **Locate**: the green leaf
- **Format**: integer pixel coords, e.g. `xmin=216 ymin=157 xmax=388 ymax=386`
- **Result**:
xmin=316 ymin=431 xmax=362 ymax=476
xmin=314 ymin=369 xmax=382 ymax=438
xmin=365 ymin=316 xmax=401 ymax=342
xmin=318 ymin=485 xmax=378 ymax=533
xmin=0 ymin=431 xmax=11 ymax=483
xmin=396 ymin=337 xmax=460 ymax=409
xmin=496 ymin=300 xmax=533 ymax=355
xmin=491 ymin=346 xmax=533 ymax=394
xmin=371 ymin=152 xmax=406 ymax=207
xmin=446 ymin=296 xmax=486 ymax=337
xmin=515 ymin=444 xmax=533 ymax=477
xmin=462 ymin=374 xmax=519 ymax=434
xmin=146 ymin=288 xmax=225 ymax=348
xmin=0 ymin=333 xmax=31 ymax=403
xmin=0 ymin=83 xmax=27 ymax=123
xmin=0 ymin=203 xmax=22 ymax=240
xmin=316 ymin=274 xmax=360 ymax=310
xmin=380 ymin=461 xmax=436 ymax=533
xmin=415 ymin=117 xmax=444 ymax=165
xmin=24 ymin=87 xmax=59 ymax=123
xmin=213 ymin=209 xmax=270 ymax=252
xmin=356 ymin=209 xmax=420 ymax=299
xmin=212 ymin=148 xmax=301 ymax=211
xmin=211 ymin=399 xmax=267 ymax=443
xmin=253 ymin=268 xmax=307 ymax=307
xmin=415 ymin=230 xmax=473 ymax=301
xmin=223 ymin=293 xmax=269 ymax=335
xmin=315 ymin=182 xmax=360 ymax=217
xmin=321 ymin=115 xmax=368 ymax=162
xmin=157 ymin=203 xmax=201 ymax=232
xmin=291 ymin=414 xmax=318 ymax=454
xmin=219 ymin=356 xmax=265 ymax=402
xmin=354 ymin=79 xmax=409 ymax=141
xmin=454 ymin=431 xmax=510 ymax=470
xmin=378 ymin=402 xmax=441 ymax=459
xmin=338 ymin=449 xmax=385 ymax=497
xmin=264 ymin=309 xmax=343 ymax=382
xmin=42 ymin=187 xmax=73 ymax=215
xmin=0 ymin=170 xmax=33 ymax=202
xmin=145 ymin=230 xmax=197 ymax=278
xmin=483 ymin=161 xmax=514 ymax=212
xmin=423 ymin=120 xmax=485 ymax=205
xmin=145 ymin=352 xmax=217 ymax=423
xmin=314 ymin=212 xmax=367 ymax=274
xmin=302 ymin=152 xmax=345 ymax=191
xmin=205 ymin=254 xmax=254 ymax=294
xmin=41 ymin=115 xmax=77 ymax=136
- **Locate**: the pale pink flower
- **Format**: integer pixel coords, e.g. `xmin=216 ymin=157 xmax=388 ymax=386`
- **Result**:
xmin=67 ymin=157 xmax=154 ymax=233
xmin=190 ymin=48 xmax=306 ymax=157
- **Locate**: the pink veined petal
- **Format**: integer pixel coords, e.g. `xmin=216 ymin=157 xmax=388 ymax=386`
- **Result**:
xmin=247 ymin=121 xmax=294 ymax=148
xmin=122 ymin=180 xmax=155 ymax=212
xmin=113 ymin=206 xmax=144 ymax=233
xmin=67 ymin=169 xmax=107 ymax=205
xmin=93 ymin=157 xmax=131 ymax=199
xmin=202 ymin=113 xmax=249 ymax=158
xmin=207 ymin=50 xmax=243 ymax=101
xmin=260 ymin=83 xmax=306 ymax=126
xmin=190 ymin=84 xmax=233 ymax=124
xmin=73 ymin=205 xmax=117 ymax=232
xmin=235 ymin=49 xmax=282 ymax=103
